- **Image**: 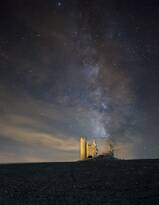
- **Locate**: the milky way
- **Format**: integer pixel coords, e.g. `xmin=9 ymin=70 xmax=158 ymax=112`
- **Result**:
xmin=0 ymin=0 xmax=159 ymax=162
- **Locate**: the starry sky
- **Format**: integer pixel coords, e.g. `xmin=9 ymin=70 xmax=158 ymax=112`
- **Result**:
xmin=0 ymin=0 xmax=159 ymax=162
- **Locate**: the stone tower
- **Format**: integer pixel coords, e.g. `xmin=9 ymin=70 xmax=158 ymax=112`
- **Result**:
xmin=80 ymin=137 xmax=87 ymax=160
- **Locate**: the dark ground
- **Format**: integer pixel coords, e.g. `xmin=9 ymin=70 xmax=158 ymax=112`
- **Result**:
xmin=0 ymin=159 xmax=159 ymax=205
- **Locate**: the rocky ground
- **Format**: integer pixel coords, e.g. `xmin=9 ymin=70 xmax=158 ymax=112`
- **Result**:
xmin=0 ymin=159 xmax=159 ymax=205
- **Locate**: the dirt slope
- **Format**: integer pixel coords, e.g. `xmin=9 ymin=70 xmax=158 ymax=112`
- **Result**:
xmin=0 ymin=159 xmax=159 ymax=205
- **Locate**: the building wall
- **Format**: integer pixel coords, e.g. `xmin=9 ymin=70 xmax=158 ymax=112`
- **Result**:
xmin=86 ymin=143 xmax=97 ymax=158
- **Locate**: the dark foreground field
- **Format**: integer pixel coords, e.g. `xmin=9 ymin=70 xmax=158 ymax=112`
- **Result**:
xmin=0 ymin=159 xmax=159 ymax=205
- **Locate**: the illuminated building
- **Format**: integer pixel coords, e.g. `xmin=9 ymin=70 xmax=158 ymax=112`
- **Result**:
xmin=80 ymin=137 xmax=98 ymax=160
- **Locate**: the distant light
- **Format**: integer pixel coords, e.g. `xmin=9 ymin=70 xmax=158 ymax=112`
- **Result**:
xmin=58 ymin=2 xmax=62 ymax=7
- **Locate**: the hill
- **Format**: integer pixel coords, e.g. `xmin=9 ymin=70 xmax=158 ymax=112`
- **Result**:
xmin=0 ymin=159 xmax=159 ymax=204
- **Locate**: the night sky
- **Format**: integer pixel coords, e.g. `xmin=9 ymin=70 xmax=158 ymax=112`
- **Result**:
xmin=0 ymin=0 xmax=159 ymax=162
